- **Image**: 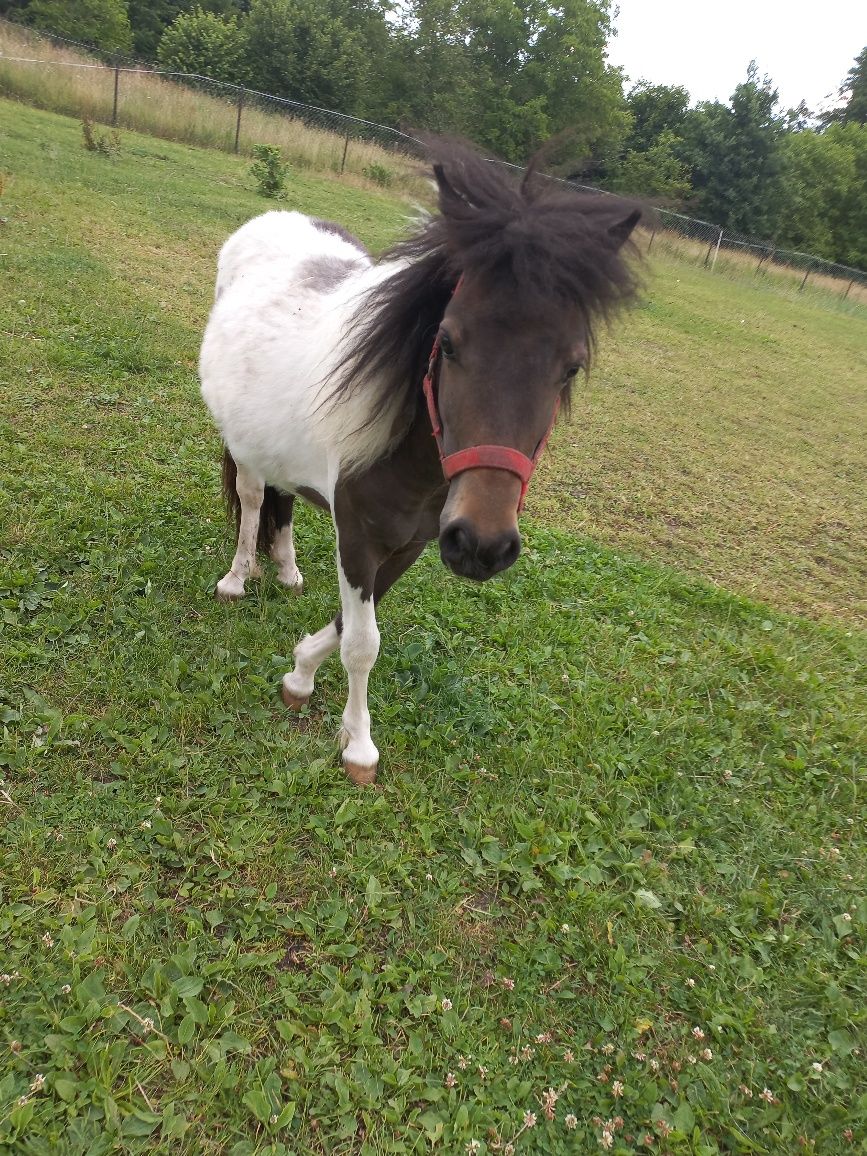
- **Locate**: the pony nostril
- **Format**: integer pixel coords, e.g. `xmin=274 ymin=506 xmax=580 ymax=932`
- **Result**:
xmin=479 ymin=530 xmax=521 ymax=574
xmin=440 ymin=520 xmax=476 ymax=566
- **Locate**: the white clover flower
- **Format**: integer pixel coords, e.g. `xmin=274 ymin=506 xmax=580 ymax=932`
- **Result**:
xmin=702 ymin=1048 xmax=713 ymax=1061
xmin=811 ymin=1062 xmax=823 ymax=1073
xmin=523 ymin=1111 xmax=537 ymax=1128
xmin=565 ymin=1113 xmax=578 ymax=1129
xmin=611 ymin=1080 xmax=624 ymax=1098
xmin=691 ymin=1026 xmax=705 ymax=1040
xmin=440 ymin=997 xmax=452 ymax=1011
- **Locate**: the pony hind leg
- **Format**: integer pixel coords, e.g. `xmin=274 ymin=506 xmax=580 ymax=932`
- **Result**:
xmin=216 ymin=455 xmax=264 ymax=601
xmin=269 ymin=492 xmax=304 ymax=593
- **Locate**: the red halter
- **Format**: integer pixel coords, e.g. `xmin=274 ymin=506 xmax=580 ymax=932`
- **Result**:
xmin=421 ymin=281 xmax=560 ymax=514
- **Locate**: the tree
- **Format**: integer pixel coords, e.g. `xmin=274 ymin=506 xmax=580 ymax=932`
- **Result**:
xmin=243 ymin=0 xmax=370 ymax=114
xmin=686 ymin=64 xmax=786 ymax=237
xmin=607 ymin=129 xmax=691 ymax=201
xmin=821 ymin=46 xmax=867 ymax=127
xmin=23 ymin=0 xmax=133 ymax=53
xmin=623 ymin=81 xmax=690 ymax=153
xmin=384 ymin=0 xmax=629 ymax=167
xmin=126 ymin=0 xmax=249 ymax=60
xmin=157 ymin=6 xmax=248 ymax=84
xmin=840 ymin=46 xmax=867 ymax=125
xmin=779 ymin=122 xmax=867 ymax=267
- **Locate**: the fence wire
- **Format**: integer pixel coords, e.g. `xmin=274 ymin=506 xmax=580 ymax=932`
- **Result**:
xmin=1 ymin=18 xmax=865 ymax=303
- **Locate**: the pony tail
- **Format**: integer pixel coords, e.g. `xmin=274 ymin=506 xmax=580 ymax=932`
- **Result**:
xmin=221 ymin=446 xmax=241 ymax=542
xmin=256 ymin=486 xmax=286 ymax=554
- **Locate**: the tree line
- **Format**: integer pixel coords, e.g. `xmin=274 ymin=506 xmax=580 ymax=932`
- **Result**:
xmin=4 ymin=0 xmax=866 ymax=268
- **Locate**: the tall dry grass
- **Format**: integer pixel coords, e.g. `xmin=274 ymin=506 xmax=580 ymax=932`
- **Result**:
xmin=0 ymin=19 xmax=428 ymax=197
xmin=646 ymin=227 xmax=867 ymax=307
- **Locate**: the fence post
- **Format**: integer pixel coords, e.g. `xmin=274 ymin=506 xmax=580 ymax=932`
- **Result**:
xmin=843 ymin=279 xmax=854 ymax=300
xmin=707 ymin=226 xmax=721 ymax=271
xmin=234 ymin=88 xmax=245 ymax=154
xmin=340 ymin=130 xmax=351 ymax=174
xmin=799 ymin=262 xmax=812 ymax=292
xmin=112 ymin=66 xmax=120 ymax=126
xmin=647 ymin=227 xmax=656 ymax=253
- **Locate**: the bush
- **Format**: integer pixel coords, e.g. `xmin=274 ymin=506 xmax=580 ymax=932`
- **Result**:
xmin=249 ymin=143 xmax=287 ymax=198
xmin=362 ymin=161 xmax=392 ymax=187
xmin=81 ymin=117 xmax=120 ymax=156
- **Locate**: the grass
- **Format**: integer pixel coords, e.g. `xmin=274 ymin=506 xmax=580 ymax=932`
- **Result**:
xmin=0 ymin=19 xmax=427 ymax=199
xmin=1 ymin=102 xmax=865 ymax=1155
xmin=530 ymin=245 xmax=867 ymax=627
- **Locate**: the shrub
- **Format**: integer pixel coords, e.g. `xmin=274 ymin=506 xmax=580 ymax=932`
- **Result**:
xmin=363 ymin=161 xmax=392 ymax=187
xmin=81 ymin=117 xmax=120 ymax=156
xmin=250 ymin=143 xmax=287 ymax=198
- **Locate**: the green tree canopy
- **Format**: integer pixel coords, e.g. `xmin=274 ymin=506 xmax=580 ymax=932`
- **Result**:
xmin=685 ymin=64 xmax=786 ymax=237
xmin=157 ymin=5 xmax=248 ymax=84
xmin=623 ymin=81 xmax=690 ymax=152
xmin=24 ymin=0 xmax=133 ymax=53
xmin=243 ymin=0 xmax=371 ymax=113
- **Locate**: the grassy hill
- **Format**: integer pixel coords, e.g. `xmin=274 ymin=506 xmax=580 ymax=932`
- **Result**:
xmin=0 ymin=101 xmax=865 ymax=1155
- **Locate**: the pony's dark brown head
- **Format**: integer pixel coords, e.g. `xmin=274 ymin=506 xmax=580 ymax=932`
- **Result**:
xmin=336 ymin=141 xmax=641 ymax=581
xmin=430 ymin=148 xmax=640 ymax=580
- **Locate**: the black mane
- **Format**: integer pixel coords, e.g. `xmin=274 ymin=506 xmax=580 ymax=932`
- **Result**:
xmin=333 ymin=140 xmax=641 ymax=431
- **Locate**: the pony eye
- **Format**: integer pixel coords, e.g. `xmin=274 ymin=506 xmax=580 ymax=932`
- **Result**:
xmin=439 ymin=331 xmax=456 ymax=359
xmin=563 ymin=364 xmax=581 ymax=383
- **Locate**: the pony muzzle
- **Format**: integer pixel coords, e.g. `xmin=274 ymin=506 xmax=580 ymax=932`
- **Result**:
xmin=439 ymin=470 xmax=522 ymax=581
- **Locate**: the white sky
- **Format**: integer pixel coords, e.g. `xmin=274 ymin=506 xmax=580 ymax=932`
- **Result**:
xmin=605 ymin=0 xmax=867 ymax=115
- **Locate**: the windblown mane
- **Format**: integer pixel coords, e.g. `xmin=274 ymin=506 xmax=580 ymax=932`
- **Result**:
xmin=332 ymin=140 xmax=641 ymax=440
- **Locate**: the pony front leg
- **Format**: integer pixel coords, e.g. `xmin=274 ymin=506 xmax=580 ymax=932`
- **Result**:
xmin=281 ymin=618 xmax=340 ymax=709
xmin=337 ymin=568 xmax=380 ymax=786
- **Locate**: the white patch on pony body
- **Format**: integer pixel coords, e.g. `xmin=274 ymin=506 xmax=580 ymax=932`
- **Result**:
xmin=200 ymin=211 xmax=410 ymax=493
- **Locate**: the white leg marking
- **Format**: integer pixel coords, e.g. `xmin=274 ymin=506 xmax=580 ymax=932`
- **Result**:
xmin=271 ymin=524 xmax=303 ymax=593
xmin=337 ymin=565 xmax=380 ymax=780
xmin=282 ymin=621 xmax=339 ymax=705
xmin=216 ymin=466 xmax=264 ymax=601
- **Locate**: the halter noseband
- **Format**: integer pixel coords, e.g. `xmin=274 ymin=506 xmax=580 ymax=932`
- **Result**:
xmin=421 ymin=279 xmax=560 ymax=514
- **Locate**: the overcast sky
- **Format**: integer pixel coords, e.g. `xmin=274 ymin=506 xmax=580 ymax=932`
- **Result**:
xmin=605 ymin=0 xmax=866 ymax=115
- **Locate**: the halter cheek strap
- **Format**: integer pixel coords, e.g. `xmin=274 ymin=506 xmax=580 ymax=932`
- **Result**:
xmin=422 ymin=295 xmax=560 ymax=514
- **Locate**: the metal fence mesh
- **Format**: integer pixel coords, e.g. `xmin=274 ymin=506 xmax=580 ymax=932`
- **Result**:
xmin=1 ymin=18 xmax=865 ymax=303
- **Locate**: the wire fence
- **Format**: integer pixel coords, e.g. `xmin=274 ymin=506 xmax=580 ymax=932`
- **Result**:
xmin=1 ymin=18 xmax=865 ymax=305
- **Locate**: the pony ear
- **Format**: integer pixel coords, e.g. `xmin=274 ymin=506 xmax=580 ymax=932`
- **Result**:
xmin=608 ymin=208 xmax=642 ymax=248
xmin=433 ymin=162 xmax=475 ymax=213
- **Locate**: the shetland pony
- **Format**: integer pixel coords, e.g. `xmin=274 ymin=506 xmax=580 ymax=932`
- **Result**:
xmin=200 ymin=143 xmax=639 ymax=783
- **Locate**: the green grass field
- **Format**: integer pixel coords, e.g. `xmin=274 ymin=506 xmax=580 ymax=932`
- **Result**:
xmin=1 ymin=101 xmax=865 ymax=1155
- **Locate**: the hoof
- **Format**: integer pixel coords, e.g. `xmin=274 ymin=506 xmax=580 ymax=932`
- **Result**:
xmin=343 ymin=759 xmax=377 ymax=786
xmin=281 ymin=683 xmax=310 ymax=711
xmin=277 ymin=571 xmax=304 ymax=595
xmin=216 ymin=574 xmax=245 ymax=601
xmin=215 ymin=585 xmax=243 ymax=602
